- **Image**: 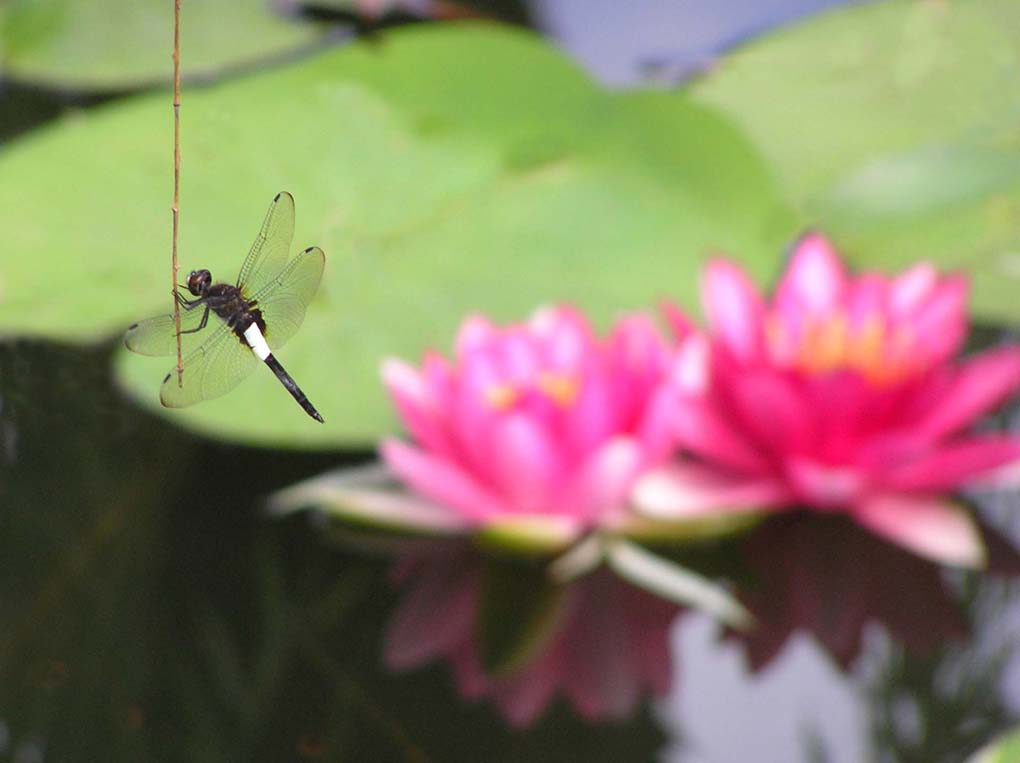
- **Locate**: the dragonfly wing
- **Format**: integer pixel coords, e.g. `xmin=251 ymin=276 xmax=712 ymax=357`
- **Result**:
xmin=124 ymin=301 xmax=215 ymax=357
xmin=255 ymin=246 xmax=325 ymax=351
xmin=159 ymin=324 xmax=259 ymax=408
xmin=235 ymin=191 xmax=295 ymax=296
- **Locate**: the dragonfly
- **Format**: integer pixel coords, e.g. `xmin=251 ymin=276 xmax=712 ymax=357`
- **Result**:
xmin=125 ymin=192 xmax=325 ymax=422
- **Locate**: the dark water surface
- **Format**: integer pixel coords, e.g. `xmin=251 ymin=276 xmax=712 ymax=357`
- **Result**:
xmin=0 ymin=338 xmax=1018 ymax=762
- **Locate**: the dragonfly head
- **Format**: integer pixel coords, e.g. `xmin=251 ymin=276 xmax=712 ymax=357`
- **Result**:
xmin=186 ymin=269 xmax=212 ymax=296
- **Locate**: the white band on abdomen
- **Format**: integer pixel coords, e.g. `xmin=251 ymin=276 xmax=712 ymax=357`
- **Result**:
xmin=243 ymin=323 xmax=272 ymax=361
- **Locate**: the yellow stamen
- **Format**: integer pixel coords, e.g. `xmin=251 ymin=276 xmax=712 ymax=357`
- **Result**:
xmin=777 ymin=308 xmax=916 ymax=385
xmin=484 ymin=383 xmax=518 ymax=411
xmin=538 ymin=372 xmax=579 ymax=407
xmin=800 ymin=313 xmax=849 ymax=373
xmin=764 ymin=314 xmax=790 ymax=362
xmin=847 ymin=314 xmax=884 ymax=379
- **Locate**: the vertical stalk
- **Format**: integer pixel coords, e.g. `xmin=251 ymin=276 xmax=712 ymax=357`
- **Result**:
xmin=171 ymin=0 xmax=183 ymax=385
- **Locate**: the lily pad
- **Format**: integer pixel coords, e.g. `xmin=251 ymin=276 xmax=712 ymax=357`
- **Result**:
xmin=0 ymin=0 xmax=327 ymax=91
xmin=692 ymin=0 xmax=1020 ymax=323
xmin=0 ymin=24 xmax=791 ymax=447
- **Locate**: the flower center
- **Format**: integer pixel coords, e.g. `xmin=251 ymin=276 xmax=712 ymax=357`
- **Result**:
xmin=768 ymin=311 xmax=915 ymax=384
xmin=537 ymin=372 xmax=579 ymax=407
xmin=484 ymin=383 xmax=518 ymax=411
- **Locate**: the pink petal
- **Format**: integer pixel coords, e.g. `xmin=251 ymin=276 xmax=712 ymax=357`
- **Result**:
xmin=490 ymin=414 xmax=563 ymax=513
xmin=701 ymin=259 xmax=765 ymax=362
xmin=421 ymin=351 xmax=455 ymax=412
xmin=889 ymin=262 xmax=938 ymax=318
xmin=909 ymin=275 xmax=968 ymax=363
xmin=671 ymin=333 xmax=710 ymax=395
xmin=381 ymin=357 xmax=451 ymax=457
xmin=380 ymin=439 xmax=504 ymax=522
xmin=565 ymin=372 xmax=615 ymax=457
xmin=852 ymin=494 xmax=986 ymax=568
xmin=881 ymin=436 xmax=1020 ymax=492
xmin=609 ymin=314 xmax=667 ymax=378
xmin=786 ymin=457 xmax=867 ymax=508
xmin=530 ymin=305 xmax=594 ymax=370
xmin=456 ymin=314 xmax=498 ymax=355
xmin=634 ymin=385 xmax=681 ymax=463
xmin=845 ymin=273 xmax=888 ymax=325
xmin=451 ymin=352 xmax=504 ymax=477
xmin=566 ymin=437 xmax=645 ymax=523
xmin=775 ymin=232 xmax=847 ymax=315
xmin=728 ymin=370 xmax=814 ymax=455
xmin=914 ymin=346 xmax=1020 ymax=439
xmin=500 ymin=328 xmax=541 ymax=384
xmin=672 ymin=395 xmax=772 ymax=474
xmin=632 ymin=461 xmax=790 ymax=518
xmin=660 ymin=300 xmax=696 ymax=342
xmin=383 ymin=559 xmax=477 ymax=669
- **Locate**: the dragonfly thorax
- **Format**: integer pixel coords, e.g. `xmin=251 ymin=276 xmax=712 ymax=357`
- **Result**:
xmin=186 ymin=269 xmax=213 ymax=296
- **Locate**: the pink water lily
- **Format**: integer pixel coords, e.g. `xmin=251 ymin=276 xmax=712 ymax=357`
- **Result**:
xmin=636 ymin=233 xmax=1020 ymax=567
xmin=380 ymin=305 xmax=679 ymax=540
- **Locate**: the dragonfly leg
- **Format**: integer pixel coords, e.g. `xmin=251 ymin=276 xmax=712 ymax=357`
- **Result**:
xmin=178 ymin=306 xmax=210 ymax=335
xmin=174 ymin=290 xmax=205 ymax=309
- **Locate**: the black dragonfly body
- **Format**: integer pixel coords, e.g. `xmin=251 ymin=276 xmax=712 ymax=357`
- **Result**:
xmin=125 ymin=192 xmax=325 ymax=422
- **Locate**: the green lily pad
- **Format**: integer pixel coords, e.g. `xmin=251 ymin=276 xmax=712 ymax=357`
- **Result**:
xmin=0 ymin=0 xmax=326 ymax=91
xmin=693 ymin=0 xmax=1020 ymax=323
xmin=0 ymin=24 xmax=791 ymax=447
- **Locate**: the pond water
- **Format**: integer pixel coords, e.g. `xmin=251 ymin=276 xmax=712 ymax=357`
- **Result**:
xmin=0 ymin=337 xmax=1017 ymax=762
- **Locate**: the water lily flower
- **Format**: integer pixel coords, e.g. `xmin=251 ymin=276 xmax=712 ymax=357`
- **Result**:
xmin=379 ymin=305 xmax=680 ymax=541
xmin=384 ymin=550 xmax=679 ymax=726
xmin=636 ymin=234 xmax=1020 ymax=567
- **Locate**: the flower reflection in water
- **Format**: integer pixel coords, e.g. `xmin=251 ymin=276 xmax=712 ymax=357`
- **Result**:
xmin=382 ymin=547 xmax=680 ymax=727
xmin=639 ymin=234 xmax=1020 ymax=567
xmin=728 ymin=514 xmax=969 ymax=671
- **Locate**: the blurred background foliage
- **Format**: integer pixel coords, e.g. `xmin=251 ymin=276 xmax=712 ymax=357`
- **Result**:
xmin=6 ymin=0 xmax=1020 ymax=447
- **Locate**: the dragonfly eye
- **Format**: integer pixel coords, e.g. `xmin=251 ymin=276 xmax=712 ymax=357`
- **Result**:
xmin=187 ymin=269 xmax=212 ymax=296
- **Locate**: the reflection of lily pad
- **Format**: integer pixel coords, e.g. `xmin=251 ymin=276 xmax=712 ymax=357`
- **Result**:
xmin=0 ymin=0 xmax=326 ymax=91
xmin=478 ymin=557 xmax=567 ymax=677
xmin=693 ymin=0 xmax=1020 ymax=323
xmin=0 ymin=24 xmax=790 ymax=447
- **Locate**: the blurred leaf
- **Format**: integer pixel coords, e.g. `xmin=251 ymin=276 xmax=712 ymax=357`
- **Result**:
xmin=693 ymin=0 xmax=1020 ymax=323
xmin=477 ymin=557 xmax=566 ymax=677
xmin=269 ymin=462 xmax=469 ymax=536
xmin=967 ymin=726 xmax=1020 ymax=763
xmin=0 ymin=24 xmax=791 ymax=447
xmin=0 ymin=0 xmax=326 ymax=91
xmin=473 ymin=515 xmax=581 ymax=555
xmin=603 ymin=538 xmax=752 ymax=629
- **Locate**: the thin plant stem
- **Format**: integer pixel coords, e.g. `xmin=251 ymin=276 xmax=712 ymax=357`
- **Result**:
xmin=171 ymin=0 xmax=183 ymax=385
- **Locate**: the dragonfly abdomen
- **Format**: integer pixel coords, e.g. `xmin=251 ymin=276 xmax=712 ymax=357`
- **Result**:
xmin=242 ymin=322 xmax=323 ymax=422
